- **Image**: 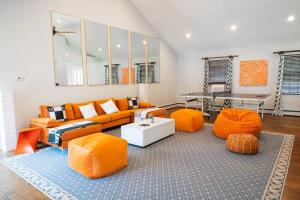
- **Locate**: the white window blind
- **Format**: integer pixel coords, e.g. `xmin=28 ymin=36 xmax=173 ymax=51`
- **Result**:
xmin=67 ymin=64 xmax=83 ymax=85
xmin=208 ymin=59 xmax=228 ymax=84
xmin=282 ymin=55 xmax=300 ymax=95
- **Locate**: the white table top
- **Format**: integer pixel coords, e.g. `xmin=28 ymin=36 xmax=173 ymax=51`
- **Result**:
xmin=178 ymin=92 xmax=271 ymax=101
xmin=122 ymin=117 xmax=174 ymax=130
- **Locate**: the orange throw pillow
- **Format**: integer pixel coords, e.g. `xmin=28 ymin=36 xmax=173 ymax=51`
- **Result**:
xmin=65 ymin=103 xmax=75 ymax=120
xmin=115 ymin=98 xmax=129 ymax=111
xmin=39 ymin=105 xmax=50 ymax=118
xmin=139 ymin=101 xmax=153 ymax=109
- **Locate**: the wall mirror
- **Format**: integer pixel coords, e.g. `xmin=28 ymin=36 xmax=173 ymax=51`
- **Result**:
xmin=131 ymin=32 xmax=147 ymax=84
xmin=85 ymin=20 xmax=109 ymax=85
xmin=52 ymin=12 xmax=84 ymax=86
xmin=147 ymin=36 xmax=160 ymax=83
xmin=111 ymin=27 xmax=129 ymax=84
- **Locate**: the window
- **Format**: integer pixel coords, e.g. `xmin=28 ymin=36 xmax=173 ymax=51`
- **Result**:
xmin=208 ymin=59 xmax=228 ymax=84
xmin=282 ymin=55 xmax=300 ymax=95
xmin=67 ymin=64 xmax=83 ymax=85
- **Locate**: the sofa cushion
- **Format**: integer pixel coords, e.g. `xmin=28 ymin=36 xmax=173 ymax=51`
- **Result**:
xmin=72 ymin=101 xmax=95 ymax=119
xmin=30 ymin=118 xmax=60 ymax=128
xmin=88 ymin=115 xmax=111 ymax=124
xmin=65 ymin=104 xmax=75 ymax=120
xmin=115 ymin=98 xmax=129 ymax=111
xmin=40 ymin=103 xmax=75 ymax=120
xmin=59 ymin=119 xmax=86 ymax=126
xmin=94 ymin=98 xmax=114 ymax=115
xmin=109 ymin=111 xmax=131 ymax=121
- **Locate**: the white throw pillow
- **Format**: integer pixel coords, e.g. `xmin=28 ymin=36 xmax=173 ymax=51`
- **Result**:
xmin=100 ymin=100 xmax=120 ymax=114
xmin=79 ymin=103 xmax=98 ymax=119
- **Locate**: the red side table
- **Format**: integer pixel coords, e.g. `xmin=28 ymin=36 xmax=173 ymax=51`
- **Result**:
xmin=15 ymin=127 xmax=41 ymax=154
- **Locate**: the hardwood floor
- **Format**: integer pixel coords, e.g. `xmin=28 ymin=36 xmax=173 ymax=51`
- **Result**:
xmin=0 ymin=109 xmax=299 ymax=200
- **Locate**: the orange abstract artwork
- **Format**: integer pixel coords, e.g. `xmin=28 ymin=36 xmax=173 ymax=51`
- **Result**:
xmin=240 ymin=60 xmax=268 ymax=86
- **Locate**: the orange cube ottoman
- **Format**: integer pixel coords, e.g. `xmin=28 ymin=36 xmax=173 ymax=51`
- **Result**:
xmin=213 ymin=108 xmax=262 ymax=139
xmin=226 ymin=134 xmax=259 ymax=154
xmin=68 ymin=133 xmax=128 ymax=179
xmin=170 ymin=109 xmax=204 ymax=132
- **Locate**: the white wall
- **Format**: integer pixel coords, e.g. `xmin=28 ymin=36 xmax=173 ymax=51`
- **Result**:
xmin=0 ymin=0 xmax=178 ymax=133
xmin=177 ymin=41 xmax=300 ymax=112
xmin=148 ymin=41 xmax=177 ymax=105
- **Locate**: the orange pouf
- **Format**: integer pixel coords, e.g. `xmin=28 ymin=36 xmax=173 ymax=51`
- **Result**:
xmin=226 ymin=134 xmax=259 ymax=154
xmin=170 ymin=109 xmax=204 ymax=132
xmin=213 ymin=109 xmax=262 ymax=139
xmin=68 ymin=133 xmax=128 ymax=179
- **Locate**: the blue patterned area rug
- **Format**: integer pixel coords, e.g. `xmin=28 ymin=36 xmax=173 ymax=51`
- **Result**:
xmin=1 ymin=125 xmax=294 ymax=200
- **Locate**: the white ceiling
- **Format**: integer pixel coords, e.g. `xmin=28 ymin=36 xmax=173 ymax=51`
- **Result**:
xmin=131 ymin=0 xmax=300 ymax=53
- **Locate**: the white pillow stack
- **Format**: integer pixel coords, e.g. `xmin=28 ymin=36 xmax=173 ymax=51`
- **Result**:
xmin=79 ymin=103 xmax=98 ymax=119
xmin=100 ymin=100 xmax=120 ymax=114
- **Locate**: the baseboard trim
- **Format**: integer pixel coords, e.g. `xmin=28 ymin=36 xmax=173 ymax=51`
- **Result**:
xmin=263 ymin=108 xmax=300 ymax=113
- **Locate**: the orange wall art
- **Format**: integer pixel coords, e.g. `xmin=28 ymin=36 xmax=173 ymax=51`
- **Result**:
xmin=240 ymin=60 xmax=268 ymax=86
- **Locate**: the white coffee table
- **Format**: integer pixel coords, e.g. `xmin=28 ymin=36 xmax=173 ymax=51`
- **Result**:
xmin=121 ymin=117 xmax=175 ymax=147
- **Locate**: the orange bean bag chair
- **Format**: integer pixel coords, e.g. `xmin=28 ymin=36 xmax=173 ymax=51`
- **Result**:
xmin=213 ymin=109 xmax=262 ymax=139
xmin=170 ymin=109 xmax=204 ymax=132
xmin=226 ymin=134 xmax=259 ymax=154
xmin=68 ymin=133 xmax=128 ymax=179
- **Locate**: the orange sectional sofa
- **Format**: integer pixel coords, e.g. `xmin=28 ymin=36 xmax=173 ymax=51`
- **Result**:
xmin=30 ymin=98 xmax=167 ymax=149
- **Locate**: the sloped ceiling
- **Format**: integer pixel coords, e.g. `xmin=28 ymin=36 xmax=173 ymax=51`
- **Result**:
xmin=131 ymin=0 xmax=300 ymax=53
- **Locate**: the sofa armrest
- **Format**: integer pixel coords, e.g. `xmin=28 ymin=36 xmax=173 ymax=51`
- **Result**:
xmin=138 ymin=101 xmax=154 ymax=109
xmin=30 ymin=118 xmax=60 ymax=128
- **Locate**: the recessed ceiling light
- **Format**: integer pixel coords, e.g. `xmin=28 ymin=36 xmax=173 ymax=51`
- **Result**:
xmin=185 ymin=33 xmax=191 ymax=38
xmin=98 ymin=48 xmax=102 ymax=51
xmin=57 ymin=19 xmax=62 ymax=24
xmin=287 ymin=15 xmax=295 ymax=22
xmin=116 ymin=44 xmax=121 ymax=48
xmin=143 ymin=40 xmax=147 ymax=45
xmin=230 ymin=25 xmax=237 ymax=31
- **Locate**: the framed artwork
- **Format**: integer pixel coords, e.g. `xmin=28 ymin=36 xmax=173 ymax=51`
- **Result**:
xmin=240 ymin=60 xmax=268 ymax=86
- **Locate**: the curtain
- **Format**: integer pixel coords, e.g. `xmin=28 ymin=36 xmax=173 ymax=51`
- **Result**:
xmin=203 ymin=58 xmax=210 ymax=111
xmin=273 ymin=55 xmax=285 ymax=116
xmin=223 ymin=57 xmax=233 ymax=108
xmin=104 ymin=65 xmax=109 ymax=84
xmin=111 ymin=64 xmax=119 ymax=84
xmin=136 ymin=65 xmax=141 ymax=83
xmin=148 ymin=62 xmax=155 ymax=83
